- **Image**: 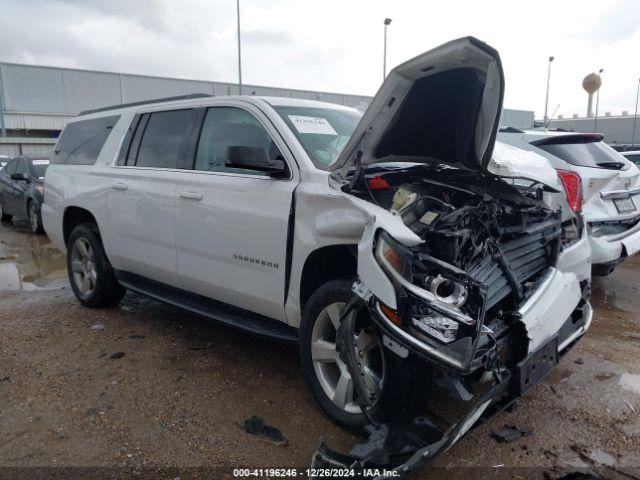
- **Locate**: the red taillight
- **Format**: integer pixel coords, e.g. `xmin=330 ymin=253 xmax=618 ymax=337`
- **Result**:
xmin=368 ymin=176 xmax=390 ymax=190
xmin=557 ymin=170 xmax=582 ymax=212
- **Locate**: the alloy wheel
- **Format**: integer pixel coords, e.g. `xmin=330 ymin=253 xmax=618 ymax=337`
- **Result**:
xmin=310 ymin=302 xmax=385 ymax=414
xmin=29 ymin=203 xmax=39 ymax=232
xmin=70 ymin=237 xmax=97 ymax=296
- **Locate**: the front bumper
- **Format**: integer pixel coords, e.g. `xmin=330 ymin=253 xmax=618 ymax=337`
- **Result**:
xmin=589 ymin=218 xmax=640 ymax=265
xmin=313 ymin=294 xmax=592 ymax=477
xmin=373 ymin=267 xmax=585 ymax=372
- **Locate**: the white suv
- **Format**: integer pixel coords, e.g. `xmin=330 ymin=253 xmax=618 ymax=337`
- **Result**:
xmin=43 ymin=37 xmax=592 ymax=466
xmin=499 ymin=128 xmax=640 ymax=275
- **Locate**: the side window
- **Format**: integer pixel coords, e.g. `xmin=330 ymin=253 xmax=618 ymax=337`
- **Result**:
xmin=5 ymin=159 xmax=18 ymax=175
xmin=52 ymin=115 xmax=120 ymax=165
xmin=15 ymin=159 xmax=29 ymax=175
xmin=194 ymin=107 xmax=282 ymax=176
xmin=135 ymin=109 xmax=194 ymax=169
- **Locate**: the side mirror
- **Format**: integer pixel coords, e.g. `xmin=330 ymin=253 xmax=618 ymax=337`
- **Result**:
xmin=226 ymin=146 xmax=287 ymax=177
xmin=10 ymin=173 xmax=30 ymax=182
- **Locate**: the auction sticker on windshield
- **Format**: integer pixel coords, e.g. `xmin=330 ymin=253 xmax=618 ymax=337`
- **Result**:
xmin=33 ymin=160 xmax=49 ymax=165
xmin=288 ymin=115 xmax=337 ymax=135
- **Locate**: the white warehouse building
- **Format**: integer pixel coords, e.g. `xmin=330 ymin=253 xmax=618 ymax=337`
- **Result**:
xmin=0 ymin=61 xmax=534 ymax=156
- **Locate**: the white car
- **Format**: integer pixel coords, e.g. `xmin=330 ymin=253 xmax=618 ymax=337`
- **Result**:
xmin=42 ymin=37 xmax=591 ymax=470
xmin=0 ymin=155 xmax=10 ymax=169
xmin=499 ymin=129 xmax=640 ymax=275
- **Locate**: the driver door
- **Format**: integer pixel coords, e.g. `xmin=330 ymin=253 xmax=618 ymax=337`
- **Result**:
xmin=175 ymin=103 xmax=298 ymax=322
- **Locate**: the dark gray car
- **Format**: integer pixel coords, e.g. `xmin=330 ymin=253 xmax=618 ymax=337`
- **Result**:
xmin=0 ymin=155 xmax=50 ymax=234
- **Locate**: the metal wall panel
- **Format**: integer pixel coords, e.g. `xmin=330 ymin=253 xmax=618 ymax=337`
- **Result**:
xmin=500 ymin=109 xmax=535 ymax=128
xmin=2 ymin=64 xmax=65 ymax=113
xmin=62 ymin=70 xmax=122 ymax=113
xmin=120 ymin=75 xmax=214 ymax=103
xmin=548 ymin=116 xmax=640 ymax=145
xmin=4 ymin=112 xmax=73 ymax=130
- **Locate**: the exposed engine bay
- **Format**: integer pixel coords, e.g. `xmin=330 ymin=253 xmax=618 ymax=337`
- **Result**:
xmin=362 ymin=163 xmax=562 ymax=312
xmin=351 ymin=163 xmax=563 ymax=372
xmin=310 ymin=163 xmax=590 ymax=478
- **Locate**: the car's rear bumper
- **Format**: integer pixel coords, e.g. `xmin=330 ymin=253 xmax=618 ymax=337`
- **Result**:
xmin=590 ymin=219 xmax=640 ymax=266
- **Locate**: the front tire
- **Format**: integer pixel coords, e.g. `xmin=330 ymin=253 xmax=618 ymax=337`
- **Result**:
xmin=67 ymin=223 xmax=126 ymax=307
xmin=299 ymin=279 xmax=430 ymax=429
xmin=28 ymin=200 xmax=43 ymax=234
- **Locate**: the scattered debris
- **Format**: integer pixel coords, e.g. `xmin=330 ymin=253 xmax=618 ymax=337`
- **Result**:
xmin=110 ymin=352 xmax=125 ymax=359
xmin=0 ymin=376 xmax=9 ymax=382
xmin=206 ymin=435 xmax=216 ymax=445
xmin=574 ymin=358 xmax=585 ymax=365
xmin=90 ymin=324 xmax=105 ymax=331
xmin=242 ymin=416 xmax=287 ymax=447
xmin=128 ymin=334 xmax=145 ymax=339
xmin=491 ymin=425 xmax=534 ymax=443
xmin=626 ymin=334 xmax=640 ymax=341
xmin=623 ymin=399 xmax=636 ymax=414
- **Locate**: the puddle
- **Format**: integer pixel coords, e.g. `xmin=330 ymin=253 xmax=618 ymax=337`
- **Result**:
xmin=619 ymin=373 xmax=640 ymax=394
xmin=0 ymin=223 xmax=67 ymax=291
xmin=594 ymin=372 xmax=616 ymax=381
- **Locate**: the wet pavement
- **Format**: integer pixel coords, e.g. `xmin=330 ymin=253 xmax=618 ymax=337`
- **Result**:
xmin=1 ymin=220 xmax=639 ymax=479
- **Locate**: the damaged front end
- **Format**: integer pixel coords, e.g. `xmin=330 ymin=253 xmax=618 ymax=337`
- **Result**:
xmin=313 ymin=36 xmax=591 ymax=476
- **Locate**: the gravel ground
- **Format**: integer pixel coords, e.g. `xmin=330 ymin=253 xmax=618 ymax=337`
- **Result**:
xmin=1 ymin=221 xmax=639 ymax=479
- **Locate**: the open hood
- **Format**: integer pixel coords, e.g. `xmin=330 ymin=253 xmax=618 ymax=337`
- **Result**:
xmin=331 ymin=37 xmax=504 ymax=173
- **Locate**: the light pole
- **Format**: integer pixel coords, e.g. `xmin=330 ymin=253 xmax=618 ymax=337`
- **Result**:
xmin=632 ymin=77 xmax=640 ymax=147
xmin=237 ymin=0 xmax=242 ymax=94
xmin=543 ymin=56 xmax=554 ymax=126
xmin=594 ymin=68 xmax=604 ymax=133
xmin=383 ymin=18 xmax=392 ymax=82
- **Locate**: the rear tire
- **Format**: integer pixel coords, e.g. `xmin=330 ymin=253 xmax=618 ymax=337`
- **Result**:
xmin=67 ymin=223 xmax=126 ymax=307
xmin=0 ymin=198 xmax=12 ymax=223
xmin=299 ymin=278 xmax=430 ymax=429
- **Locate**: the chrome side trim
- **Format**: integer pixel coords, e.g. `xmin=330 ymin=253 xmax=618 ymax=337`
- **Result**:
xmin=600 ymin=187 xmax=640 ymax=200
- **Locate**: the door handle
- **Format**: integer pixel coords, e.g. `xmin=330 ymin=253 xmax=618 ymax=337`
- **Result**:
xmin=112 ymin=182 xmax=129 ymax=190
xmin=179 ymin=191 xmax=204 ymax=201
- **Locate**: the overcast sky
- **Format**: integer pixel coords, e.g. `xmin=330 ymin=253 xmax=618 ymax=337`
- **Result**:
xmin=1 ymin=0 xmax=639 ymax=119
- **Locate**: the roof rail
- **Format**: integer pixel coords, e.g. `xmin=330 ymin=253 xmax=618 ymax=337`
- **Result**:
xmin=78 ymin=93 xmax=212 ymax=116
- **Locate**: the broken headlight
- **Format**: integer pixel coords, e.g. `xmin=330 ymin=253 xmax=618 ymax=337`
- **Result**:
xmin=375 ymin=231 xmax=413 ymax=282
xmin=423 ymin=274 xmax=468 ymax=308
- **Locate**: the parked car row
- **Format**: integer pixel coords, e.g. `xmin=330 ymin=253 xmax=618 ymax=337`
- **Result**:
xmin=4 ymin=36 xmax=638 ymax=474
xmin=0 ymin=155 xmax=49 ymax=233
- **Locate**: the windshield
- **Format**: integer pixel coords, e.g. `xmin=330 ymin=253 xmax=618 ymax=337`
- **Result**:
xmin=31 ymin=159 xmax=50 ymax=179
xmin=537 ymin=139 xmax=629 ymax=170
xmin=274 ymin=106 xmax=362 ymax=170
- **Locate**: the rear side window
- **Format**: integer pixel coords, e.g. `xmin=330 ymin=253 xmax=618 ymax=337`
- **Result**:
xmin=4 ymin=159 xmax=18 ymax=175
xmin=625 ymin=153 xmax=640 ymax=165
xmin=52 ymin=115 xmax=120 ymax=165
xmin=537 ymin=138 xmax=629 ymax=170
xmin=135 ymin=109 xmax=194 ymax=169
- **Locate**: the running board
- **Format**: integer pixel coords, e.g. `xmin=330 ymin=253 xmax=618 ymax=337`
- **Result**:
xmin=115 ymin=271 xmax=298 ymax=343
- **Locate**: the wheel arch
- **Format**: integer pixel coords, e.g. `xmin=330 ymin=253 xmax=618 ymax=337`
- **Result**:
xmin=63 ymin=206 xmax=100 ymax=246
xmin=299 ymin=244 xmax=358 ymax=312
